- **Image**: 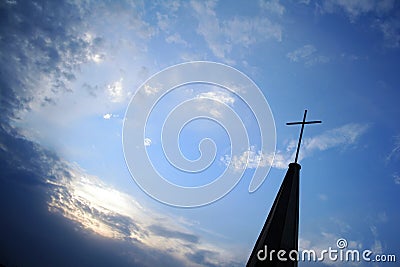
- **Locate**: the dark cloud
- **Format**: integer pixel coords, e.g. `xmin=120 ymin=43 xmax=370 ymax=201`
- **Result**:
xmin=0 ymin=123 xmax=194 ymax=267
xmin=149 ymin=224 xmax=199 ymax=244
xmin=0 ymin=0 xmax=102 ymax=120
xmin=186 ymin=250 xmax=220 ymax=267
xmin=0 ymin=119 xmax=237 ymax=267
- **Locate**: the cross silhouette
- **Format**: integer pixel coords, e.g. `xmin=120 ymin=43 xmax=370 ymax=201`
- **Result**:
xmin=286 ymin=110 xmax=322 ymax=163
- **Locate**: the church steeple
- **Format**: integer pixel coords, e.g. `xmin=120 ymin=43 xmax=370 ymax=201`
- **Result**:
xmin=247 ymin=110 xmax=321 ymax=266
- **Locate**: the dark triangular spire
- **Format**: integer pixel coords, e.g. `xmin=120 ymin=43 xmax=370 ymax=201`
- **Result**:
xmin=247 ymin=110 xmax=321 ymax=266
xmin=247 ymin=163 xmax=301 ymax=267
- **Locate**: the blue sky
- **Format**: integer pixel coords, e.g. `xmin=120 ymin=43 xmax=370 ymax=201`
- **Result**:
xmin=0 ymin=0 xmax=399 ymax=266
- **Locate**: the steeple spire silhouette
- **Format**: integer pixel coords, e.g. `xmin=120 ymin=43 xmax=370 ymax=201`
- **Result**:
xmin=247 ymin=110 xmax=321 ymax=267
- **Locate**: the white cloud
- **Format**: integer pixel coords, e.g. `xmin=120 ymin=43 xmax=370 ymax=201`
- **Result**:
xmin=306 ymin=55 xmax=330 ymax=66
xmin=270 ymin=151 xmax=292 ymax=169
xmin=298 ymin=123 xmax=369 ymax=160
xmin=269 ymin=123 xmax=370 ymax=169
xmin=166 ymin=33 xmax=187 ymax=45
xmin=196 ymin=91 xmax=235 ymax=105
xmin=393 ymin=174 xmax=400 ymax=185
xmin=370 ymin=239 xmax=383 ymax=255
xmin=156 ymin=12 xmax=171 ymax=32
xmin=194 ymin=90 xmax=237 ymax=119
xmin=386 ymin=134 xmax=400 ymax=162
xmin=259 ymin=0 xmax=286 ymax=16
xmin=191 ymin=0 xmax=282 ymax=62
xmin=287 ymin=44 xmax=331 ymax=66
xmin=287 ymin=45 xmax=316 ymax=62
xmin=298 ymin=0 xmax=310 ymax=5
xmin=106 ymin=78 xmax=134 ymax=103
xmin=221 ymin=123 xmax=368 ymax=171
xmin=5 ymin=0 xmax=17 ymax=5
xmin=103 ymin=113 xmax=112 ymax=119
xmin=129 ymin=17 xmax=156 ymax=40
xmin=319 ymin=0 xmax=398 ymax=48
xmin=91 ymin=53 xmax=105 ymax=63
xmin=165 ymin=0 xmax=181 ymax=12
xmin=144 ymin=137 xmax=152 ymax=146
xmin=377 ymin=211 xmax=388 ymax=223
xmin=107 ymin=78 xmax=125 ymax=103
xmin=224 ymin=17 xmax=283 ymax=46
xmin=369 ymin=225 xmax=383 ymax=257
xmin=378 ymin=19 xmax=400 ymax=48
xmin=155 ymin=1 xmax=181 ymax=33
xmin=323 ymin=0 xmax=375 ymax=19
xmin=321 ymin=0 xmax=395 ymax=21
xmin=221 ymin=146 xmax=276 ymax=171
xmin=143 ymin=84 xmax=160 ymax=96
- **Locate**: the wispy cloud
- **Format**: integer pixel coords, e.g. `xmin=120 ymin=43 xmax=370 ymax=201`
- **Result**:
xmin=318 ymin=0 xmax=399 ymax=48
xmin=287 ymin=45 xmax=316 ymax=62
xmin=259 ymin=0 xmax=286 ymax=16
xmin=377 ymin=211 xmax=388 ymax=223
xmin=376 ymin=18 xmax=400 ymax=48
xmin=190 ymin=0 xmax=282 ymax=63
xmin=143 ymin=84 xmax=160 ymax=96
xmin=386 ymin=134 xmax=400 ymax=162
xmin=221 ymin=146 xmax=274 ymax=171
xmin=298 ymin=123 xmax=369 ymax=160
xmin=298 ymin=0 xmax=310 ymax=5
xmin=287 ymin=44 xmax=330 ymax=66
xmin=194 ymin=90 xmax=236 ymax=119
xmin=166 ymin=33 xmax=188 ymax=46
xmin=320 ymin=0 xmax=395 ymax=22
xmin=221 ymin=123 xmax=369 ymax=170
xmin=393 ymin=173 xmax=400 ymax=185
xmin=196 ymin=91 xmax=235 ymax=105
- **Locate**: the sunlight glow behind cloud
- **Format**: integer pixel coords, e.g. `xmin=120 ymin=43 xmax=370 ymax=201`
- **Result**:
xmin=47 ymin=162 xmax=242 ymax=266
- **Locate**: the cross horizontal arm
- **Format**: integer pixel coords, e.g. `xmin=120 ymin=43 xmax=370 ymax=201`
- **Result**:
xmin=286 ymin=120 xmax=322 ymax=125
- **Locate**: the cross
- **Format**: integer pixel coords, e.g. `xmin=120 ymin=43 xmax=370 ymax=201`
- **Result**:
xmin=286 ymin=110 xmax=322 ymax=164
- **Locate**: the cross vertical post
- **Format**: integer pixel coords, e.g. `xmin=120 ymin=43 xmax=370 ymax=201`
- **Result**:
xmin=286 ymin=110 xmax=322 ymax=164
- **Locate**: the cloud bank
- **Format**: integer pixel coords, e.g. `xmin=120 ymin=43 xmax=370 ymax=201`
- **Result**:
xmin=0 ymin=123 xmax=242 ymax=267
